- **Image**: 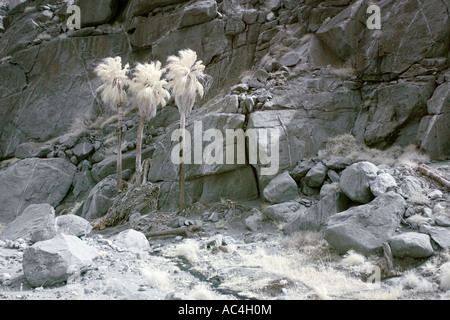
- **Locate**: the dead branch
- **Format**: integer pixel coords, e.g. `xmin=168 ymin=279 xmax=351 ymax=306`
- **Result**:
xmin=382 ymin=242 xmax=394 ymax=272
xmin=415 ymin=164 xmax=450 ymax=189
xmin=144 ymin=225 xmax=201 ymax=239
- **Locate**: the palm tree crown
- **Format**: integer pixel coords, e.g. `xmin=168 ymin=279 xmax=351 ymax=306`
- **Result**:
xmin=95 ymin=56 xmax=130 ymax=109
xmin=165 ymin=49 xmax=210 ymax=117
xmin=129 ymin=61 xmax=171 ymax=119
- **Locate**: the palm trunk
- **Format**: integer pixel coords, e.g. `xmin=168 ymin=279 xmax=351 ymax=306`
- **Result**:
xmin=117 ymin=104 xmax=124 ymax=192
xmin=135 ymin=113 xmax=145 ymax=187
xmin=178 ymin=112 xmax=186 ymax=213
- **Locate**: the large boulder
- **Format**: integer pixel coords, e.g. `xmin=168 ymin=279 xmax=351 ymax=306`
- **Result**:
xmin=0 ymin=158 xmax=77 ymax=224
xmin=22 ymin=234 xmax=98 ymax=287
xmin=263 ymin=172 xmax=298 ymax=204
xmin=339 ymin=161 xmax=378 ymax=204
xmin=81 ymin=176 xmax=117 ymax=220
xmin=323 ymin=192 xmax=406 ymax=255
xmin=0 ymin=204 xmax=57 ymax=243
xmin=55 ymin=214 xmax=93 ymax=238
xmin=388 ymin=232 xmax=433 ymax=258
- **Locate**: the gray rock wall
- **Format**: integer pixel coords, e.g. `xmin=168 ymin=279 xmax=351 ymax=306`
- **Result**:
xmin=0 ymin=0 xmax=448 ymax=219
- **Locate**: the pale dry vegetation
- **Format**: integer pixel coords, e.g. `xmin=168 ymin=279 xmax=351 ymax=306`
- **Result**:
xmin=318 ymin=134 xmax=430 ymax=167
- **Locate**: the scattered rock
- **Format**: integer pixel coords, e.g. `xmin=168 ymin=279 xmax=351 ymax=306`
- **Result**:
xmin=327 ymin=170 xmax=340 ymax=183
xmin=279 ymin=52 xmax=301 ymax=67
xmin=113 ymin=229 xmax=150 ymax=253
xmin=263 ymin=172 xmax=299 ymax=204
xmin=323 ymin=192 xmax=406 ymax=255
xmin=319 ymin=183 xmax=339 ymax=199
xmin=420 ymin=225 xmax=450 ymax=250
xmin=325 ymin=157 xmax=352 ymax=170
xmin=304 ymin=162 xmax=327 ymax=188
xmin=340 ymin=161 xmax=378 ymax=204
xmin=72 ymin=142 xmax=94 ymax=161
xmin=388 ymin=232 xmax=434 ymax=258
xmin=231 ymin=83 xmax=249 ymax=93
xmin=398 ymin=176 xmax=424 ymax=199
xmin=0 ymin=204 xmax=57 ymax=243
xmin=435 ymin=215 xmax=450 ymax=228
xmin=427 ymin=189 xmax=443 ymax=200
xmin=245 ymin=214 xmax=261 ymax=232
xmin=369 ymin=173 xmax=397 ymax=197
xmin=262 ymin=201 xmax=304 ymax=223
xmin=22 ymin=234 xmax=98 ymax=287
xmin=290 ymin=158 xmax=316 ymax=182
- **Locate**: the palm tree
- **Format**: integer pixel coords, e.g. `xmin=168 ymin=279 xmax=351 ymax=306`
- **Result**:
xmin=95 ymin=56 xmax=130 ymax=192
xmin=165 ymin=49 xmax=212 ymax=212
xmin=129 ymin=61 xmax=171 ymax=187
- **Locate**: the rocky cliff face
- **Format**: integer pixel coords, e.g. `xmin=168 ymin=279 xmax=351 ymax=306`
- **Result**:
xmin=0 ymin=0 xmax=449 ymax=217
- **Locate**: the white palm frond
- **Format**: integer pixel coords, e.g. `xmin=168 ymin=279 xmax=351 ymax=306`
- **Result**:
xmin=165 ymin=49 xmax=211 ymax=117
xmin=95 ymin=56 xmax=130 ymax=109
xmin=129 ymin=61 xmax=171 ymax=120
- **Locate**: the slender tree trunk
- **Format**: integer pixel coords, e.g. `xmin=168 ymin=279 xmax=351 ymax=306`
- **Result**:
xmin=117 ymin=104 xmax=124 ymax=192
xmin=135 ymin=113 xmax=145 ymax=187
xmin=178 ymin=113 xmax=186 ymax=213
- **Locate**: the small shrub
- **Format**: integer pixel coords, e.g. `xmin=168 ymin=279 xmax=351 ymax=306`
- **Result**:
xmin=319 ymin=134 xmax=429 ymax=167
xmin=176 ymin=240 xmax=200 ymax=264
xmin=340 ymin=250 xmax=366 ymax=267
xmin=401 ymin=270 xmax=433 ymax=292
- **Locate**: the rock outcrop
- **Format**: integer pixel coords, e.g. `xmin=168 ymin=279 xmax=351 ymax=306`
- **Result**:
xmin=0 ymin=158 xmax=76 ymax=224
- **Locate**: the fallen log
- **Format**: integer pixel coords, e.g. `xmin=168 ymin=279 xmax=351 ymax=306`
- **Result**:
xmin=145 ymin=225 xmax=201 ymax=239
xmin=415 ymin=164 xmax=450 ymax=189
